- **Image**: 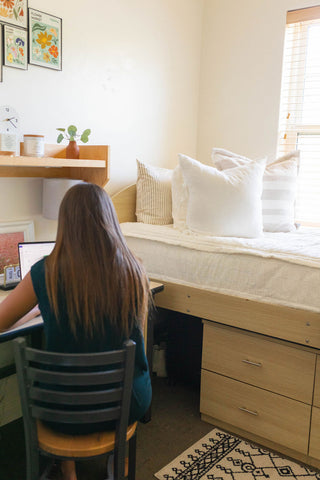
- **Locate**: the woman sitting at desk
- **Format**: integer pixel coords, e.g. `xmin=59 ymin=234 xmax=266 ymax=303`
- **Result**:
xmin=0 ymin=183 xmax=152 ymax=480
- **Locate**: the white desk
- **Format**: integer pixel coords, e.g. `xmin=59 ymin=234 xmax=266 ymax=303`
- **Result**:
xmin=0 ymin=289 xmax=43 ymax=344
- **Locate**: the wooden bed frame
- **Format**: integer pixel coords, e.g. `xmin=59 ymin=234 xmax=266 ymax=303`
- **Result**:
xmin=112 ymin=184 xmax=320 ymax=469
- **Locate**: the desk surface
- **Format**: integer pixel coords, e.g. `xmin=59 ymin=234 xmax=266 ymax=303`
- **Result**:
xmin=0 ymin=280 xmax=164 ymax=343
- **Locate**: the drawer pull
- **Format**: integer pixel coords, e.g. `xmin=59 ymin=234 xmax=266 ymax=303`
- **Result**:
xmin=238 ymin=406 xmax=258 ymax=416
xmin=242 ymin=359 xmax=262 ymax=367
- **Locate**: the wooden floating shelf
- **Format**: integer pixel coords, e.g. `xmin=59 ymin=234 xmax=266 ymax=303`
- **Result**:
xmin=0 ymin=144 xmax=110 ymax=187
xmin=0 ymin=156 xmax=105 ymax=168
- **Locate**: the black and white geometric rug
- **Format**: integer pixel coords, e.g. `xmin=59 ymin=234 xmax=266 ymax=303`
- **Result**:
xmin=154 ymin=428 xmax=320 ymax=480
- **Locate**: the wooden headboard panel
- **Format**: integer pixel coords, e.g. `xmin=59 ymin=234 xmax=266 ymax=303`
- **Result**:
xmin=111 ymin=184 xmax=137 ymax=223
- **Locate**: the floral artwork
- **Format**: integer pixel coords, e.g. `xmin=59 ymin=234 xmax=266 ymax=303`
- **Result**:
xmin=0 ymin=0 xmax=27 ymax=28
xmin=4 ymin=25 xmax=27 ymax=70
xmin=28 ymin=8 xmax=62 ymax=71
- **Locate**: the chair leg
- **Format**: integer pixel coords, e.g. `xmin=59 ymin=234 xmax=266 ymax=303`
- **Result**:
xmin=128 ymin=433 xmax=136 ymax=480
xmin=26 ymin=447 xmax=39 ymax=480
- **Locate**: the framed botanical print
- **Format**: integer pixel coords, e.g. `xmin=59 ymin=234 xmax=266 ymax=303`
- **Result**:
xmin=0 ymin=0 xmax=28 ymax=28
xmin=4 ymin=24 xmax=28 ymax=70
xmin=28 ymin=8 xmax=62 ymax=71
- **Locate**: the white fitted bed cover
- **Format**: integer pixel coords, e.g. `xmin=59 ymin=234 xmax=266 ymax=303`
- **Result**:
xmin=121 ymin=223 xmax=320 ymax=313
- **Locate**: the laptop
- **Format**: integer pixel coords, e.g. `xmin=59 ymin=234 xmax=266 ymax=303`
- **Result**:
xmin=18 ymin=241 xmax=55 ymax=280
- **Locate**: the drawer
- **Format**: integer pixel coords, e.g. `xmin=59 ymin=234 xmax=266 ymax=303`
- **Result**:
xmin=310 ymin=406 xmax=320 ymax=459
xmin=313 ymin=356 xmax=320 ymax=407
xmin=200 ymin=370 xmax=310 ymax=454
xmin=202 ymin=323 xmax=315 ymax=404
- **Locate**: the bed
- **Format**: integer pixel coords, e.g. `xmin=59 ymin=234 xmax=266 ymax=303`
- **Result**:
xmin=112 ymin=182 xmax=320 ymax=469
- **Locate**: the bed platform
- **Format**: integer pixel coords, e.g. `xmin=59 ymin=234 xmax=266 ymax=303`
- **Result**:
xmin=112 ymin=184 xmax=320 ymax=469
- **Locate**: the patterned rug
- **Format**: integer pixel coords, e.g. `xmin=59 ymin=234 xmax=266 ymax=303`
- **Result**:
xmin=154 ymin=428 xmax=320 ymax=480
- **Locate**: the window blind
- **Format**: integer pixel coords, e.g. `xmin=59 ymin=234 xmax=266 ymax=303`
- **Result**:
xmin=277 ymin=6 xmax=320 ymax=226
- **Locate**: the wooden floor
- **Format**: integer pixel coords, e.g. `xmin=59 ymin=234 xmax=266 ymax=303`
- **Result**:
xmin=0 ymin=376 xmax=212 ymax=480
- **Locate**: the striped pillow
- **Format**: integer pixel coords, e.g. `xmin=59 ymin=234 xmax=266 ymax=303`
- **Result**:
xmin=262 ymin=154 xmax=299 ymax=232
xmin=136 ymin=159 xmax=173 ymax=225
xmin=211 ymin=148 xmax=300 ymax=232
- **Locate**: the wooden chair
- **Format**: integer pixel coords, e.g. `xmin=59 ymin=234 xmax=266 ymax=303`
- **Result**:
xmin=13 ymin=337 xmax=137 ymax=480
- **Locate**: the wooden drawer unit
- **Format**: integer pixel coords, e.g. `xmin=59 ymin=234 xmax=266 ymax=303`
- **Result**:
xmin=313 ymin=356 xmax=320 ymax=407
xmin=200 ymin=370 xmax=311 ymax=454
xmin=202 ymin=322 xmax=315 ymax=404
xmin=310 ymin=406 xmax=320 ymax=459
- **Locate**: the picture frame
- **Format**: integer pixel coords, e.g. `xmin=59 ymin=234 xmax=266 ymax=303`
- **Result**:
xmin=3 ymin=24 xmax=28 ymax=70
xmin=28 ymin=8 xmax=62 ymax=71
xmin=0 ymin=0 xmax=28 ymax=28
xmin=0 ymin=220 xmax=34 ymax=283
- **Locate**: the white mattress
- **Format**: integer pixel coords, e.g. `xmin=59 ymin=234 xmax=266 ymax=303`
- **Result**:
xmin=121 ymin=223 xmax=320 ymax=313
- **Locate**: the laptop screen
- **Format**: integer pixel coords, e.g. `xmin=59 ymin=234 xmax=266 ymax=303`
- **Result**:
xmin=18 ymin=241 xmax=55 ymax=280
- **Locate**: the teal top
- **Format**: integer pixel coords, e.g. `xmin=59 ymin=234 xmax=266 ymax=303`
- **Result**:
xmin=31 ymin=258 xmax=151 ymax=433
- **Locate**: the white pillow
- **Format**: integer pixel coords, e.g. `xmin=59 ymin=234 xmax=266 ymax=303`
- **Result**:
xmin=172 ymin=165 xmax=189 ymax=230
xmin=263 ymin=155 xmax=299 ymax=232
xmin=211 ymin=148 xmax=300 ymax=232
xmin=136 ymin=159 xmax=173 ymax=225
xmin=172 ymin=159 xmax=216 ymax=230
xmin=211 ymin=147 xmax=251 ymax=170
xmin=179 ymin=154 xmax=266 ymax=238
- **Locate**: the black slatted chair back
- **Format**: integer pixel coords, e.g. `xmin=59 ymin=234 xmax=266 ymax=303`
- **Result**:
xmin=13 ymin=337 xmax=136 ymax=480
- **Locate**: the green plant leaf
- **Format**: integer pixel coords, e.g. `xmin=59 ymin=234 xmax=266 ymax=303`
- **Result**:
xmin=68 ymin=125 xmax=77 ymax=136
xmin=80 ymin=135 xmax=89 ymax=143
xmin=56 ymin=128 xmax=65 ymax=132
xmin=82 ymin=129 xmax=91 ymax=136
xmin=69 ymin=136 xmax=75 ymax=141
xmin=57 ymin=133 xmax=64 ymax=143
xmin=32 ymin=22 xmax=46 ymax=33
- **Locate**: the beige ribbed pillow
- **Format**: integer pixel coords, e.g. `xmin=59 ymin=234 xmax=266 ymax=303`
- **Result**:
xmin=136 ymin=159 xmax=173 ymax=224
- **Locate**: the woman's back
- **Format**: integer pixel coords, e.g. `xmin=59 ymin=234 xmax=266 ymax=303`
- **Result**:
xmin=45 ymin=183 xmax=149 ymax=342
xmin=31 ymin=183 xmax=152 ymax=432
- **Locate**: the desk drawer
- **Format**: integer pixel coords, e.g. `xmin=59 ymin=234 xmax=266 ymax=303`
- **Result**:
xmin=202 ymin=323 xmax=315 ymax=404
xmin=200 ymin=370 xmax=310 ymax=454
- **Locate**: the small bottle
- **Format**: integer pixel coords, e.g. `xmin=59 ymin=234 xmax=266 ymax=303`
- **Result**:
xmin=23 ymin=134 xmax=45 ymax=157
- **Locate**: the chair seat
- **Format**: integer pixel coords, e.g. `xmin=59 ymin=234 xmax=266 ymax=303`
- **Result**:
xmin=37 ymin=420 xmax=138 ymax=458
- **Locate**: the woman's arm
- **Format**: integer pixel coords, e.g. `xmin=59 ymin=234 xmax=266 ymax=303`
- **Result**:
xmin=0 ymin=272 xmax=38 ymax=332
xmin=7 ymin=305 xmax=41 ymax=331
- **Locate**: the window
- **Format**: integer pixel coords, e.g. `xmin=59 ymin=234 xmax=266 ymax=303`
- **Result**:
xmin=277 ymin=6 xmax=320 ymax=226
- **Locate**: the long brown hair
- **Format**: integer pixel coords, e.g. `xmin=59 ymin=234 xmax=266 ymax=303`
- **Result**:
xmin=45 ymin=182 xmax=150 ymax=339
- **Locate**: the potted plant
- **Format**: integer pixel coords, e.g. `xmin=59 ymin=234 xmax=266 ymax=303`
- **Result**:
xmin=56 ymin=125 xmax=91 ymax=159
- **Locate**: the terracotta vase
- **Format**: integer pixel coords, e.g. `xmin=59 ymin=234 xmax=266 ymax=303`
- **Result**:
xmin=66 ymin=140 xmax=79 ymax=159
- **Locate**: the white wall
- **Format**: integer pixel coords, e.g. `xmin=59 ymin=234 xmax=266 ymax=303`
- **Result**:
xmin=2 ymin=0 xmax=317 ymax=241
xmin=0 ymin=0 xmax=204 ymax=239
xmin=197 ymin=0 xmax=317 ymax=165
